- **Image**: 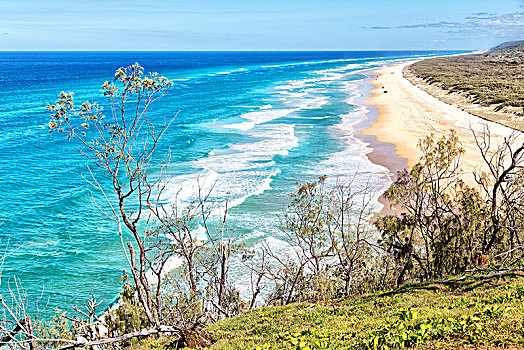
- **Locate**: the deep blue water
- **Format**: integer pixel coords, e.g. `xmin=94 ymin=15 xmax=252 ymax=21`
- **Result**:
xmin=0 ymin=50 xmax=466 ymax=317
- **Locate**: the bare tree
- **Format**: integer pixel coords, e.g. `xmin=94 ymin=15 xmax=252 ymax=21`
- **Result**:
xmin=254 ymin=176 xmax=381 ymax=305
xmin=326 ymin=178 xmax=378 ymax=296
xmin=48 ymin=63 xmax=176 ymax=328
xmin=0 ymin=243 xmax=44 ymax=350
xmin=147 ymin=185 xmax=246 ymax=322
xmin=473 ymin=127 xmax=524 ymax=259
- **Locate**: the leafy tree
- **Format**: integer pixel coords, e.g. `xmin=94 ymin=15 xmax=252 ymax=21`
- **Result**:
xmin=377 ymin=132 xmax=488 ymax=284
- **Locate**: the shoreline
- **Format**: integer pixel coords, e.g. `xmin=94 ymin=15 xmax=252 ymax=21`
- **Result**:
xmin=353 ymin=72 xmax=407 ymax=217
xmin=358 ymin=60 xmax=520 ymax=189
xmin=353 ymin=76 xmax=407 ymax=178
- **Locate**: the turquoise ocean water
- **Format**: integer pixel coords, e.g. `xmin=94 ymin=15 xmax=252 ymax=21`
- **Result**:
xmin=0 ymin=51 xmax=464 ymax=316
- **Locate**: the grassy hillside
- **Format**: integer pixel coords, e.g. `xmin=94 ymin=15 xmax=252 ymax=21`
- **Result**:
xmin=405 ymin=41 xmax=524 ymax=130
xmin=132 ymin=275 xmax=524 ymax=349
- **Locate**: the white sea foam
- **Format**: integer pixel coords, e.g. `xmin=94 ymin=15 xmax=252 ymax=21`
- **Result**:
xmin=241 ymin=109 xmax=298 ymax=123
xmin=274 ymin=79 xmax=316 ymax=90
xmin=299 ymin=115 xmax=331 ymax=120
xmin=271 ymin=68 xmax=365 ymax=113
xmin=260 ymin=58 xmax=363 ymax=71
xmin=164 ymin=121 xmax=298 ymax=221
xmin=163 ymin=170 xmax=220 ymax=208
xmin=283 ymin=95 xmax=329 ymax=110
xmin=210 ymin=67 xmax=249 ymax=76
xmin=311 ymin=107 xmax=393 ymax=213
xmin=222 ymin=121 xmax=256 ymax=131
xmin=222 ymin=109 xmax=298 ymax=130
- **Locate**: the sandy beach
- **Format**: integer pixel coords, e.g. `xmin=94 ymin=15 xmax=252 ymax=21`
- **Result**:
xmin=362 ymin=61 xmax=520 ymax=184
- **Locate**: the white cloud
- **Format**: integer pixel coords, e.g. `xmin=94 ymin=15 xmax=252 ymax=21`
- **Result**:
xmin=398 ymin=11 xmax=524 ymax=36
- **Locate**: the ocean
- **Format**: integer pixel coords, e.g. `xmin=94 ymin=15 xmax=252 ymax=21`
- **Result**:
xmin=0 ymin=50 xmax=464 ymax=316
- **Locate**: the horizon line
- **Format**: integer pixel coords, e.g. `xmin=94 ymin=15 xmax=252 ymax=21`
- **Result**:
xmin=0 ymin=49 xmax=473 ymax=53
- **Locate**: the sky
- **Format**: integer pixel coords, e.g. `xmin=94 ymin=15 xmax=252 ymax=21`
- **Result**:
xmin=0 ymin=0 xmax=523 ymax=51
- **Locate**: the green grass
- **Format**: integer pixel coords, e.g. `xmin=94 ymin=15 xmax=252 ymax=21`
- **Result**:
xmin=132 ymin=274 xmax=524 ymax=349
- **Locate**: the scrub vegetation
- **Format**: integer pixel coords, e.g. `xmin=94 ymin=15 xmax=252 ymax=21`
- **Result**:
xmin=406 ymin=40 xmax=524 ymax=130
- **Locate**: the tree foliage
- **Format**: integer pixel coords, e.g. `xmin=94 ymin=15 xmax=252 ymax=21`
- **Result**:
xmin=377 ymin=130 xmax=524 ymax=286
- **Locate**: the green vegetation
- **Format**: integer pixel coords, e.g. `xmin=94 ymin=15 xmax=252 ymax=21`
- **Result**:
xmin=406 ymin=40 xmax=524 ymax=129
xmin=133 ymin=276 xmax=524 ymax=349
xmin=409 ymin=41 xmax=524 ymax=108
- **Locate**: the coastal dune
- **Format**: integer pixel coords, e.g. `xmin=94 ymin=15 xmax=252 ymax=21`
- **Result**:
xmin=363 ymin=61 xmax=520 ymax=183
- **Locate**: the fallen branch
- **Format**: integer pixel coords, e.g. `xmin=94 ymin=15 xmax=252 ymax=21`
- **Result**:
xmin=42 ymin=323 xmax=193 ymax=350
xmin=437 ymin=267 xmax=524 ymax=284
